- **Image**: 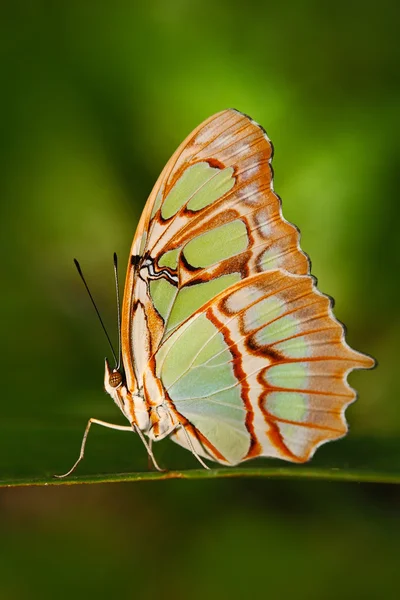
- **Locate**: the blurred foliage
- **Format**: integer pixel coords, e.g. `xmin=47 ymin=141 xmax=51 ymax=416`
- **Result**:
xmin=0 ymin=0 xmax=399 ymax=598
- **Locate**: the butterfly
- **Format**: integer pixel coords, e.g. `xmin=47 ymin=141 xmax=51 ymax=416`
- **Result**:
xmin=58 ymin=109 xmax=375 ymax=477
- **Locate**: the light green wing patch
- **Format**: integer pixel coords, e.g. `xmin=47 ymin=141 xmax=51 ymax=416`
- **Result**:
xmin=150 ymin=189 xmax=163 ymax=219
xmin=265 ymin=363 xmax=309 ymax=389
xmin=156 ymin=312 xmax=249 ymax=464
xmin=243 ymin=296 xmax=284 ymax=332
xmin=158 ymin=248 xmax=180 ymax=269
xmin=149 ymin=279 xmax=177 ymax=322
xmin=161 ymin=162 xmax=235 ymax=220
xmin=164 ymin=273 xmax=241 ymax=335
xmin=254 ymin=314 xmax=301 ymax=345
xmin=266 ymin=392 xmax=308 ymax=422
xmin=183 ymin=219 xmax=248 ymax=268
xmin=157 ymin=313 xmax=228 ymax=389
xmin=187 ymin=166 xmax=235 ymax=212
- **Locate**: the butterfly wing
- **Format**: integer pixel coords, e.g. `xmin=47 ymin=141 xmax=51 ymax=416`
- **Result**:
xmin=155 ymin=271 xmax=374 ymax=464
xmin=121 ymin=109 xmax=374 ymax=464
xmin=122 ymin=110 xmax=309 ymax=385
xmin=132 ymin=109 xmax=309 ymax=279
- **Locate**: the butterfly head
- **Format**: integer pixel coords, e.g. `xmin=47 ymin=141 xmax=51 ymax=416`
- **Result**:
xmin=104 ymin=358 xmax=126 ymax=403
xmin=104 ymin=358 xmax=147 ymax=428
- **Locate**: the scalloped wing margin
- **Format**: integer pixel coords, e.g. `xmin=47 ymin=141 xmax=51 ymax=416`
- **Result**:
xmin=155 ymin=270 xmax=375 ymax=465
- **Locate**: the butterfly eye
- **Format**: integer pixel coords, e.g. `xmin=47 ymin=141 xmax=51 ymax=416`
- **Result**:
xmin=109 ymin=370 xmax=123 ymax=388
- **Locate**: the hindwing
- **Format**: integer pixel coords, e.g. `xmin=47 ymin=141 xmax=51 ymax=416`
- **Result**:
xmin=155 ymin=271 xmax=374 ymax=464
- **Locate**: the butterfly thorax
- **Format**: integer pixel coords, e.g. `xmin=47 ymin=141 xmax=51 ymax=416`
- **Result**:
xmin=104 ymin=358 xmax=177 ymax=439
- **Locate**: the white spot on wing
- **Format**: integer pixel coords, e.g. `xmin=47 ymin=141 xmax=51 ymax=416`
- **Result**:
xmin=255 ymin=315 xmax=301 ymax=346
xmin=242 ymin=165 xmax=259 ymax=180
xmin=235 ymin=142 xmax=251 ymax=157
xmin=243 ymin=296 xmax=284 ymax=333
xmin=195 ymin=125 xmax=214 ymax=144
xmin=237 ymin=182 xmax=260 ymax=204
xmin=225 ymin=285 xmax=265 ymax=313
xmin=217 ymin=132 xmax=237 ymax=146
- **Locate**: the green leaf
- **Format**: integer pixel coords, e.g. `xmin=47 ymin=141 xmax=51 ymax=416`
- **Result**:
xmin=1 ymin=466 xmax=400 ymax=488
xmin=1 ymin=422 xmax=399 ymax=487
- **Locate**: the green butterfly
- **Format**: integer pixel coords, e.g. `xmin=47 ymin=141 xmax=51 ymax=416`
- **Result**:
xmin=58 ymin=109 xmax=374 ymax=477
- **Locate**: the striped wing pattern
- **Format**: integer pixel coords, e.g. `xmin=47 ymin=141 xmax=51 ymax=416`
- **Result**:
xmin=157 ymin=271 xmax=373 ymax=464
xmin=121 ymin=109 xmax=374 ymax=465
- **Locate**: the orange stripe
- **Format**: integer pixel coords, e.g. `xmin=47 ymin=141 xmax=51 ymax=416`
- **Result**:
xmin=264 ymin=412 xmax=346 ymax=434
xmin=165 ymin=396 xmax=227 ymax=462
xmin=265 ymin=419 xmax=302 ymax=462
xmin=205 ymin=307 xmax=261 ymax=460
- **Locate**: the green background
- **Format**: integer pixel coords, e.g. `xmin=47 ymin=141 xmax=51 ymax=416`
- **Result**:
xmin=1 ymin=1 xmax=399 ymax=598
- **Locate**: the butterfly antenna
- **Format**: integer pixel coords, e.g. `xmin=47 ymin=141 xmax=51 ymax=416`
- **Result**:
xmin=73 ymin=258 xmax=119 ymax=368
xmin=113 ymin=252 xmax=122 ymax=371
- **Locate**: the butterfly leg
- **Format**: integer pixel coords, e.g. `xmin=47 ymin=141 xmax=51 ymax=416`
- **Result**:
xmin=179 ymin=424 xmax=211 ymax=470
xmin=147 ymin=438 xmax=154 ymax=471
xmin=152 ymin=404 xmax=211 ymax=469
xmin=132 ymin=423 xmax=165 ymax=472
xmin=54 ymin=418 xmax=133 ymax=478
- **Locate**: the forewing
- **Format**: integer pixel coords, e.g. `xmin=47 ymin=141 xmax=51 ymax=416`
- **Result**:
xmin=125 ymin=109 xmax=310 ymax=354
xmin=145 ymin=110 xmax=309 ymax=279
xmin=155 ymin=271 xmax=375 ymax=465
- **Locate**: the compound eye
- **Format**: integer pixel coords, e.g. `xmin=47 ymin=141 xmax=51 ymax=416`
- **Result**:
xmin=109 ymin=370 xmax=123 ymax=388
